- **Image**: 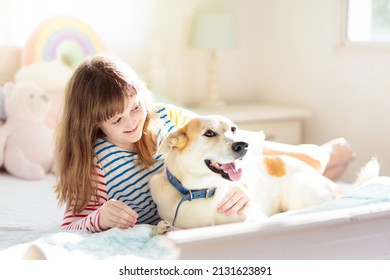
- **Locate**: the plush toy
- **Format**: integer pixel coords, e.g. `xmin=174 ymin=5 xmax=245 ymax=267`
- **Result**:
xmin=0 ymin=81 xmax=55 ymax=180
xmin=0 ymin=87 xmax=5 ymax=125
xmin=14 ymin=60 xmax=73 ymax=129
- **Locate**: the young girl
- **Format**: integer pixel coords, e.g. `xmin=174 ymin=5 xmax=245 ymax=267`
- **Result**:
xmin=55 ymin=55 xmax=355 ymax=232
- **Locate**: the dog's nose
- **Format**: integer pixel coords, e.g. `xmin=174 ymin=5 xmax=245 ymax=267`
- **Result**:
xmin=232 ymin=141 xmax=248 ymax=156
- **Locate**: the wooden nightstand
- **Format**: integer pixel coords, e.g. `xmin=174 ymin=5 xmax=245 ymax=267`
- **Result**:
xmin=189 ymin=103 xmax=311 ymax=144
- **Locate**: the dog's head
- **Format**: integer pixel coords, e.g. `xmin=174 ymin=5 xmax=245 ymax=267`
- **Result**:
xmin=159 ymin=115 xmax=249 ymax=183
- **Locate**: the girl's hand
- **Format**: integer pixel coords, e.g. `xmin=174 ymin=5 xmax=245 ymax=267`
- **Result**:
xmin=99 ymin=199 xmax=138 ymax=230
xmin=217 ymin=185 xmax=250 ymax=216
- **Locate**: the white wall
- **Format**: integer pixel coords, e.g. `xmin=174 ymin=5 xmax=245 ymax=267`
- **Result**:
xmin=1 ymin=0 xmax=389 ymax=181
xmin=240 ymin=0 xmax=390 ymax=182
xmin=152 ymin=0 xmax=390 ymax=182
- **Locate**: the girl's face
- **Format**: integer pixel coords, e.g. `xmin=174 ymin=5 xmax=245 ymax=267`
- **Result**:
xmin=99 ymin=94 xmax=147 ymax=151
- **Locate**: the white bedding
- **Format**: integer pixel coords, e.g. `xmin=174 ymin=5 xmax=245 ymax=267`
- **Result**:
xmin=0 ymin=171 xmax=64 ymax=231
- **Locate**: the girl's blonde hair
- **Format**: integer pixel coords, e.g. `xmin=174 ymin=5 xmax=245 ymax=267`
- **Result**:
xmin=55 ymin=54 xmax=156 ymax=214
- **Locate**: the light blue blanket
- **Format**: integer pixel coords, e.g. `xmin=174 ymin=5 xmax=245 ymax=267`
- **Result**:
xmin=0 ymin=225 xmax=178 ymax=260
xmin=271 ymin=176 xmax=390 ymax=219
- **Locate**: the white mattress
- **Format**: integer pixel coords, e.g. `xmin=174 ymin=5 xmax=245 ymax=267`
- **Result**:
xmin=0 ymin=171 xmax=64 ymax=231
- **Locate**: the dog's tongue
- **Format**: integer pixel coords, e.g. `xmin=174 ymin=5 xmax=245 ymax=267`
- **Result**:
xmin=221 ymin=162 xmax=242 ymax=181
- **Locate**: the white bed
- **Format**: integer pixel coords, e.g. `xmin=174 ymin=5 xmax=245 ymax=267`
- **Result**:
xmin=1 ymin=170 xmax=390 ymax=260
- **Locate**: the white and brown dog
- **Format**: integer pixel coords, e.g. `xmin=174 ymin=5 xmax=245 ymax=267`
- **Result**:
xmin=150 ymin=115 xmax=378 ymax=229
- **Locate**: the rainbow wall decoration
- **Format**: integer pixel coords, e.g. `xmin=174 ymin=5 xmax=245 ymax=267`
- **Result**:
xmin=22 ymin=16 xmax=106 ymax=69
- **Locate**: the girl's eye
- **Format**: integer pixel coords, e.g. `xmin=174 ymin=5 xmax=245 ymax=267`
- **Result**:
xmin=203 ymin=130 xmax=217 ymax=137
xmin=131 ymin=102 xmax=141 ymax=112
xmin=112 ymin=117 xmax=121 ymax=124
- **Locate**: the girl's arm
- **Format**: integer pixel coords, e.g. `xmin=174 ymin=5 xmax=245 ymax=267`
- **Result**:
xmin=60 ymin=164 xmax=138 ymax=232
xmin=60 ymin=166 xmax=108 ymax=232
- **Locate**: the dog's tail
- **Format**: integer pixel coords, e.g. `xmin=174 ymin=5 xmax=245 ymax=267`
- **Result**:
xmin=353 ymin=157 xmax=380 ymax=186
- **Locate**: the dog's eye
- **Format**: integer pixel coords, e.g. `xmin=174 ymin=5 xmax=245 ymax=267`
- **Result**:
xmin=203 ymin=130 xmax=217 ymax=137
xmin=231 ymin=126 xmax=237 ymax=134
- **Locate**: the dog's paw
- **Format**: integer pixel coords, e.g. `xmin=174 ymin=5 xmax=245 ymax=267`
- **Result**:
xmin=154 ymin=220 xmax=173 ymax=235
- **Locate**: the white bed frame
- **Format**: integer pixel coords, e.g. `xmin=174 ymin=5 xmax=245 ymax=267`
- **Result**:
xmin=169 ymin=203 xmax=390 ymax=259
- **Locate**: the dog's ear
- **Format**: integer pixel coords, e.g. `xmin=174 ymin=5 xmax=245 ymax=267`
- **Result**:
xmin=157 ymin=127 xmax=189 ymax=154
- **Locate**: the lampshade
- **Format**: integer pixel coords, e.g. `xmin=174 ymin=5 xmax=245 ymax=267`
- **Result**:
xmin=191 ymin=13 xmax=237 ymax=49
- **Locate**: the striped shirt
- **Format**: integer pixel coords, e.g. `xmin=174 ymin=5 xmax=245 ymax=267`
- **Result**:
xmin=60 ymin=103 xmax=196 ymax=232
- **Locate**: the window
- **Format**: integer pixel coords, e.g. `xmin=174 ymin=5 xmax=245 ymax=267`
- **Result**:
xmin=347 ymin=0 xmax=390 ymax=43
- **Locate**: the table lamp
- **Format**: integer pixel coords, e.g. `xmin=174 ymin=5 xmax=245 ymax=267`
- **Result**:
xmin=191 ymin=12 xmax=237 ymax=106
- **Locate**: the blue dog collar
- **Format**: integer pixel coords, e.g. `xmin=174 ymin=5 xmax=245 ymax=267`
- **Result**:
xmin=166 ymin=168 xmax=216 ymax=226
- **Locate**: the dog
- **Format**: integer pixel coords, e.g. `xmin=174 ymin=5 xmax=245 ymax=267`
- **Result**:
xmin=150 ymin=115 xmax=379 ymax=229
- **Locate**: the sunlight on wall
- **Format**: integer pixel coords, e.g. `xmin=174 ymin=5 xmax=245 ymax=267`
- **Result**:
xmin=0 ymin=0 xmax=237 ymax=103
xmin=0 ymin=0 xmax=154 ymax=49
